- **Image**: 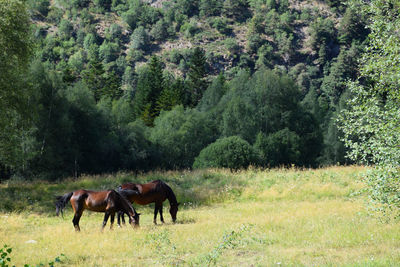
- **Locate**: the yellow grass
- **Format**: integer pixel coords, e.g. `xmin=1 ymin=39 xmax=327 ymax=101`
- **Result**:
xmin=1 ymin=166 xmax=399 ymax=266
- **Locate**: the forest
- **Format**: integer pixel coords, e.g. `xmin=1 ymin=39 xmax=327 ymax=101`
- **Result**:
xmin=1 ymin=0 xmax=400 ymax=265
xmin=0 ymin=0 xmax=380 ymax=181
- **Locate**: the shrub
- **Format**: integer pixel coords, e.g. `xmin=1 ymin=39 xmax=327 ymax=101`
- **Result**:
xmin=193 ymin=136 xmax=259 ymax=170
xmin=130 ymin=26 xmax=150 ymax=51
xmin=209 ymin=17 xmax=232 ymax=35
xmin=254 ymin=129 xmax=301 ymax=167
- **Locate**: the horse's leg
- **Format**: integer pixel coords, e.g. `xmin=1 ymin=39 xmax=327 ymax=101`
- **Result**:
xmin=153 ymin=204 xmax=160 ymax=225
xmin=71 ymin=198 xmax=83 ymax=232
xmin=72 ymin=211 xmax=82 ymax=232
xmin=159 ymin=203 xmax=165 ymax=224
xmin=121 ymin=212 xmax=126 ymax=225
xmin=110 ymin=212 xmax=115 ymax=230
xmin=117 ymin=211 xmax=122 ymax=227
xmin=102 ymin=212 xmax=110 ymax=231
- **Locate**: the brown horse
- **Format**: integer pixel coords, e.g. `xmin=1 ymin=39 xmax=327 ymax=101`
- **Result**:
xmin=55 ymin=189 xmax=140 ymax=231
xmin=117 ymin=180 xmax=179 ymax=225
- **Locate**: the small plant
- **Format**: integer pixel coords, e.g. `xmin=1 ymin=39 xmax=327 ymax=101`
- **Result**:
xmin=0 ymin=244 xmax=65 ymax=267
xmin=193 ymin=224 xmax=252 ymax=266
xmin=0 ymin=245 xmax=12 ymax=267
xmin=146 ymin=230 xmax=182 ymax=266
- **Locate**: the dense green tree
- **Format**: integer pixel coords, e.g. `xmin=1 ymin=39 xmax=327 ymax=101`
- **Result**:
xmin=187 ymin=47 xmax=208 ymax=107
xmin=156 ymin=78 xmax=186 ymax=112
xmin=63 ymin=81 xmax=112 ymax=175
xmin=338 ymin=5 xmax=368 ymax=45
xmin=133 ymin=56 xmax=164 ymax=125
xmin=150 ymin=19 xmax=168 ymax=42
xmin=82 ymin=58 xmax=106 ymax=101
xmin=99 ymin=41 xmax=120 ymax=63
xmin=175 ymin=0 xmax=199 ymax=17
xmin=321 ymin=42 xmax=362 ymax=105
xmin=193 ymin=136 xmax=258 ymax=170
xmin=222 ymin=0 xmax=250 ymax=22
xmin=68 ymin=50 xmax=85 ymax=74
xmin=130 ymin=26 xmax=150 ymax=51
xmin=209 ymin=17 xmax=232 ymax=35
xmin=254 ymin=129 xmax=301 ymax=167
xmin=150 ymin=106 xmax=216 ymax=169
xmin=28 ymin=0 xmax=50 ymax=18
xmin=28 ymin=62 xmax=74 ymax=179
xmin=309 ymin=18 xmax=336 ymax=52
xmin=199 ymin=0 xmax=222 ymax=17
xmin=123 ymin=0 xmax=160 ymax=29
xmin=101 ymin=70 xmax=122 ymax=100
xmin=0 ymin=0 xmax=33 ymax=172
xmin=215 ymin=68 xmax=322 ymax=166
xmin=222 ymin=97 xmax=258 ymax=143
xmin=94 ymin=0 xmax=112 ymax=12
xmin=197 ymin=73 xmax=227 ymax=112
xmin=59 ymin=19 xmax=74 ymax=39
xmin=338 ymin=0 xmax=400 ymax=217
xmin=105 ymin=23 xmax=123 ymax=41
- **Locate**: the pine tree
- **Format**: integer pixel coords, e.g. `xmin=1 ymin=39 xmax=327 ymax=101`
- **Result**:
xmin=82 ymin=58 xmax=106 ymax=101
xmin=133 ymin=56 xmax=165 ymax=125
xmin=187 ymin=47 xmax=207 ymax=107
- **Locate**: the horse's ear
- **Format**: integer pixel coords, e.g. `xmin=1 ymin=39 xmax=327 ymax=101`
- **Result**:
xmin=137 ymin=213 xmax=141 ymax=216
xmin=177 ymin=203 xmax=181 ymax=206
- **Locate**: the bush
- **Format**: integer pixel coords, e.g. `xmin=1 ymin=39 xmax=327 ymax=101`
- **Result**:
xmin=130 ymin=26 xmax=150 ymax=51
xmin=209 ymin=17 xmax=232 ymax=35
xmin=181 ymin=21 xmax=200 ymax=38
xmin=28 ymin=0 xmax=50 ymax=18
xmin=193 ymin=136 xmax=259 ymax=170
xmin=254 ymin=129 xmax=301 ymax=167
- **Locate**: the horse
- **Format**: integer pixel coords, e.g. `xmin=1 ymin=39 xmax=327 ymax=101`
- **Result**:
xmin=55 ymin=189 xmax=140 ymax=231
xmin=117 ymin=180 xmax=179 ymax=226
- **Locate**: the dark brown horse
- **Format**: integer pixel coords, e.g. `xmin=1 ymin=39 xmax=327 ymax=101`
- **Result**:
xmin=117 ymin=180 xmax=179 ymax=225
xmin=55 ymin=189 xmax=140 ymax=231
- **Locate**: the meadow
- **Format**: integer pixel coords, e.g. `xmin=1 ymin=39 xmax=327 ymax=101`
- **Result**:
xmin=1 ymin=166 xmax=399 ymax=266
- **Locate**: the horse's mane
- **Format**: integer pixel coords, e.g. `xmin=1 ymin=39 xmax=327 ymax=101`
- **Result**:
xmin=113 ymin=190 xmax=137 ymax=215
xmin=155 ymin=180 xmax=178 ymax=206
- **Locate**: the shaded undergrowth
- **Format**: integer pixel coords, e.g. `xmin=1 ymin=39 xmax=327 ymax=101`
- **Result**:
xmin=0 ymin=167 xmax=365 ymax=214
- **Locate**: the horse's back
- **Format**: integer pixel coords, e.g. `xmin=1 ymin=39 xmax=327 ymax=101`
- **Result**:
xmin=72 ymin=189 xmax=113 ymax=212
xmin=120 ymin=181 xmax=167 ymax=204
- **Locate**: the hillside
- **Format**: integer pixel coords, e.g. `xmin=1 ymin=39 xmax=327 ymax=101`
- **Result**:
xmin=31 ymin=0 xmax=352 ymax=78
xmin=1 ymin=0 xmax=369 ymax=179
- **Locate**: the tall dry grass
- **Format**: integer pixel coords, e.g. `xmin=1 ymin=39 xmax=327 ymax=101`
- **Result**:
xmin=1 ymin=166 xmax=399 ymax=266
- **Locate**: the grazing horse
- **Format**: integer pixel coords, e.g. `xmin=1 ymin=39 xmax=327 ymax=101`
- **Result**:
xmin=55 ymin=189 xmax=140 ymax=231
xmin=117 ymin=180 xmax=179 ymax=225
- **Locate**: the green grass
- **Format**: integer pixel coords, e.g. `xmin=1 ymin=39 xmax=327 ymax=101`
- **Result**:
xmin=1 ymin=166 xmax=400 ymax=266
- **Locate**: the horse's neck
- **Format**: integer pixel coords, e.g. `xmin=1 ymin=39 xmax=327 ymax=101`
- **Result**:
xmin=117 ymin=191 xmax=136 ymax=216
xmin=165 ymin=185 xmax=178 ymax=206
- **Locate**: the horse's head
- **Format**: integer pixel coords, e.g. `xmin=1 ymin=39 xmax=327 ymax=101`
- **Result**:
xmin=169 ymin=203 xmax=179 ymax=223
xmin=129 ymin=212 xmax=140 ymax=228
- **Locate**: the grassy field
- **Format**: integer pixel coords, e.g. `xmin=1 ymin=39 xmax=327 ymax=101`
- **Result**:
xmin=1 ymin=166 xmax=399 ymax=266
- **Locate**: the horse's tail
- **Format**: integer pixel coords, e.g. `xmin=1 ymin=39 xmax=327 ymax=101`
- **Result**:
xmin=55 ymin=192 xmax=73 ymax=217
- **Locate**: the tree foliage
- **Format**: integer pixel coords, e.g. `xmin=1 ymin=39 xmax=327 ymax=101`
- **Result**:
xmin=0 ymin=0 xmax=378 ymax=179
xmin=0 ymin=0 xmax=33 ymax=172
xmin=193 ymin=136 xmax=258 ymax=170
xmin=338 ymin=0 xmax=400 ymax=217
xmin=150 ymin=106 xmax=216 ymax=169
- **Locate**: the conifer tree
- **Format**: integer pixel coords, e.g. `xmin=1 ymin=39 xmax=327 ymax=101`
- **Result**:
xmin=187 ymin=47 xmax=207 ymax=107
xmin=133 ymin=56 xmax=164 ymax=125
xmin=82 ymin=58 xmax=106 ymax=101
